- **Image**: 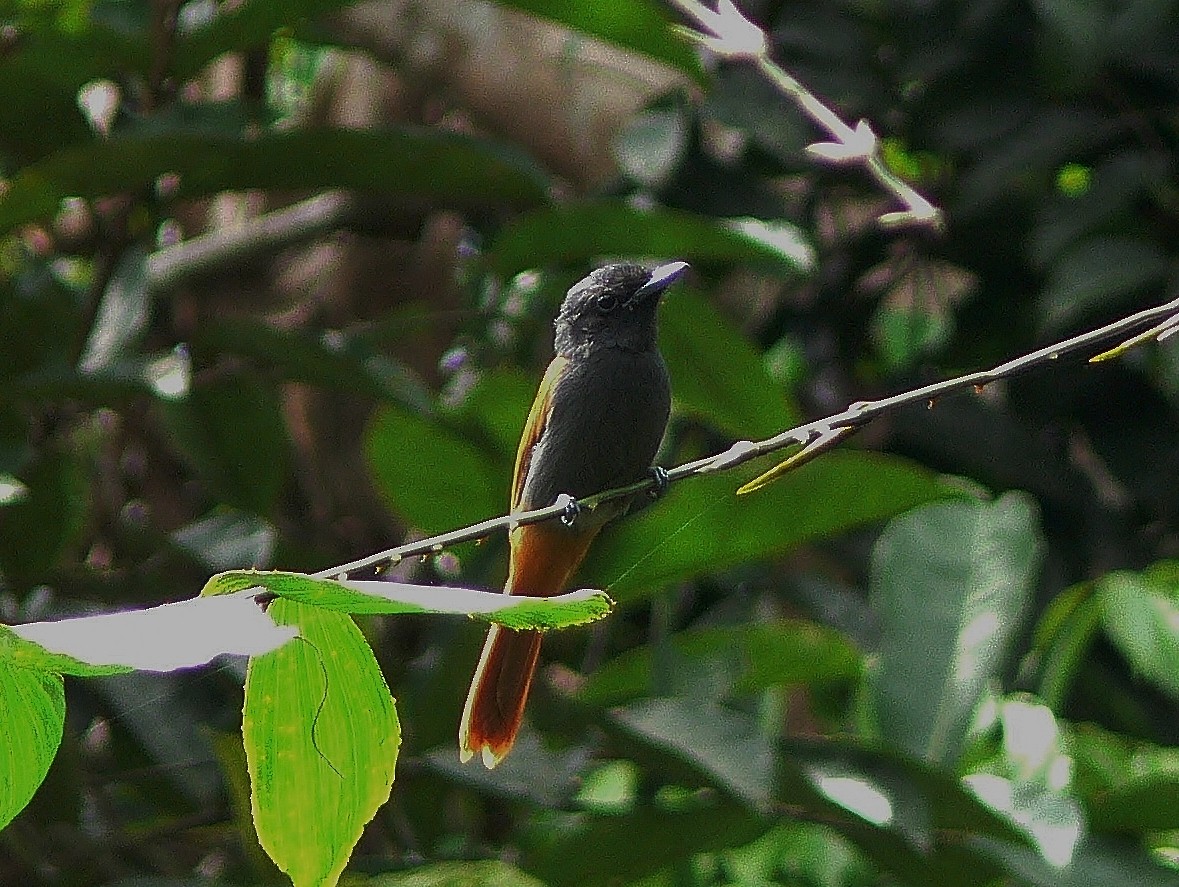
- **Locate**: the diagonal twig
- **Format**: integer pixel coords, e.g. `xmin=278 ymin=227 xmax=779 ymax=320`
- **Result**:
xmin=316 ymin=291 xmax=1179 ymax=580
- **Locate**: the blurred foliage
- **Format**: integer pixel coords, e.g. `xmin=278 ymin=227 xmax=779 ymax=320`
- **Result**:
xmin=2 ymin=0 xmax=1179 ymax=885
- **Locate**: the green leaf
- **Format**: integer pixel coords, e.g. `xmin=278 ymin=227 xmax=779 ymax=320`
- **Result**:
xmin=491 ymin=0 xmax=702 ymax=80
xmin=613 ymin=698 xmax=777 ymax=809
xmin=964 ymin=698 xmax=1082 ymax=866
xmin=871 ymin=305 xmax=952 ymax=374
xmin=1039 ymin=235 xmax=1168 ymax=332
xmin=977 ymin=833 xmax=1179 ymax=887
xmin=442 ymin=368 xmax=536 ymax=462
xmin=580 ymin=619 xmax=861 ymax=707
xmin=0 ymin=658 xmax=64 ymax=831
xmin=171 ymin=509 xmax=277 ymax=573
xmin=489 ymin=202 xmax=813 ymax=278
xmin=776 ymin=740 xmax=1028 ymax=884
xmin=1029 ymin=581 xmax=1103 ymax=712
xmin=519 ymin=799 xmax=768 ymax=887
xmin=1067 ymin=719 xmax=1179 ymax=835
xmin=194 ymin=319 xmax=432 ymax=410
xmin=368 ymin=860 xmax=547 ymax=887
xmin=244 ymin=599 xmax=399 ymax=887
xmin=0 ymin=449 xmax=89 ymax=587
xmin=1090 ymin=775 xmax=1179 ymax=832
xmin=581 ymin=452 xmax=959 ymax=603
xmin=366 ymin=403 xmax=504 ymax=534
xmin=661 ymin=288 xmax=798 ymax=438
xmin=203 ymin=570 xmax=613 ymax=631
xmin=1098 ymin=565 xmax=1179 ymax=701
xmin=0 ymin=129 xmax=549 ymax=234
xmin=0 ymin=29 xmax=141 ymax=162
xmin=0 ymin=623 xmax=132 ymax=677
xmin=866 ymin=494 xmax=1043 ymax=766
xmin=613 ymin=104 xmax=690 ymax=189
xmin=161 ymin=374 xmax=289 ymax=515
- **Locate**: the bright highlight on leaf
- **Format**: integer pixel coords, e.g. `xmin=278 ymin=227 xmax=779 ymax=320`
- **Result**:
xmin=9 ymin=595 xmax=296 ymax=673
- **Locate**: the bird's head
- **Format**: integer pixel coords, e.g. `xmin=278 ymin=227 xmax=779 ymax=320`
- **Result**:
xmin=553 ymin=261 xmax=688 ymax=356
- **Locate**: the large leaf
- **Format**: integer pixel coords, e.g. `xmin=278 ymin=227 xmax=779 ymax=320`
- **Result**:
xmin=581 ymin=451 xmax=959 ymax=603
xmin=0 ymin=128 xmax=549 ymax=234
xmin=580 ymin=619 xmax=861 ymax=706
xmin=1029 ymin=581 xmax=1103 ymax=712
xmin=0 ymin=449 xmax=89 ymax=588
xmin=866 ymin=494 xmax=1043 ymax=766
xmin=661 ymin=288 xmax=798 ymax=438
xmin=489 ymin=202 xmax=813 ymax=278
xmin=366 ymin=404 xmax=504 ymax=534
xmin=244 ymin=599 xmax=399 ymax=887
xmin=368 ymin=860 xmax=546 ymax=887
xmin=1097 ymin=563 xmax=1179 ymax=701
xmin=613 ymin=698 xmax=777 ymax=809
xmin=519 ymin=798 xmax=768 ymax=887
xmin=161 ymin=373 xmax=290 ymax=515
xmin=0 ymin=661 xmax=65 ymax=831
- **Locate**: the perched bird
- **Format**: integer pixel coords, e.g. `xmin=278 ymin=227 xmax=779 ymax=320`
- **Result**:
xmin=459 ymin=261 xmax=688 ymax=768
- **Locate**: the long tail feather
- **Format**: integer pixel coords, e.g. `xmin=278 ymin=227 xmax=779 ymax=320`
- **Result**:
xmin=459 ymin=522 xmax=597 ymax=767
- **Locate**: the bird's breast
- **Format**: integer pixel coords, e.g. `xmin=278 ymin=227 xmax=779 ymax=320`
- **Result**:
xmin=519 ymin=347 xmax=670 ymax=510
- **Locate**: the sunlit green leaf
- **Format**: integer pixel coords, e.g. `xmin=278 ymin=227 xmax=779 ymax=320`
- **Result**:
xmin=244 ymin=599 xmax=399 ymax=887
xmin=203 ymin=570 xmax=613 ymax=631
xmin=0 ymin=657 xmax=64 ymax=831
xmin=7 ymin=596 xmax=293 ymax=673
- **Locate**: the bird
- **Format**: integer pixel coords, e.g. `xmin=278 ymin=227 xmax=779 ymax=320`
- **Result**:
xmin=459 ymin=261 xmax=688 ymax=768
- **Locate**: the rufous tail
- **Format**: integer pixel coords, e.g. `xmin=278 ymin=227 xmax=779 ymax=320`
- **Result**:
xmin=459 ymin=522 xmax=597 ymax=767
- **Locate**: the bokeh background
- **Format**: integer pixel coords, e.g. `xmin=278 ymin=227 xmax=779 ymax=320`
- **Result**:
xmin=3 ymin=1 xmax=1179 ymax=885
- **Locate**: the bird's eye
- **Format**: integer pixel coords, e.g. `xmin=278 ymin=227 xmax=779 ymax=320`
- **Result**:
xmin=596 ymin=293 xmax=618 ymax=312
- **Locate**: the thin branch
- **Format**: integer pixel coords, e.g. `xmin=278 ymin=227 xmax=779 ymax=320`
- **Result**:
xmin=147 ymin=192 xmax=356 ymax=294
xmin=670 ymin=0 xmax=943 ymax=233
xmin=318 ymin=292 xmax=1179 ymax=579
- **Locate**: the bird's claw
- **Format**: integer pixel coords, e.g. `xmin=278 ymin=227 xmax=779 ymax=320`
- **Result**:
xmin=561 ymin=497 xmax=583 ymax=527
xmin=648 ymin=466 xmax=670 ymax=499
